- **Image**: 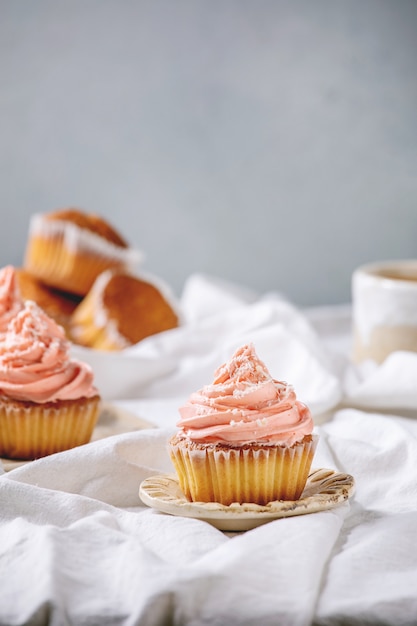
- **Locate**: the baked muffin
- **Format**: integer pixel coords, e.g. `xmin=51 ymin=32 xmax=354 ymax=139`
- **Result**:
xmin=169 ymin=343 xmax=318 ymax=505
xmin=0 ymin=265 xmax=24 ymax=336
xmin=70 ymin=269 xmax=180 ymax=351
xmin=16 ymin=268 xmax=82 ymax=337
xmin=0 ymin=301 xmax=101 ymax=460
xmin=23 ymin=208 xmax=142 ymax=296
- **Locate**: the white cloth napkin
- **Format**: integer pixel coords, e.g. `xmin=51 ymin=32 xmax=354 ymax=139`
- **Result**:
xmin=1 ymin=272 xmax=417 ymax=625
xmin=72 ymin=273 xmax=343 ymax=422
xmin=1 ymin=429 xmax=348 ymax=626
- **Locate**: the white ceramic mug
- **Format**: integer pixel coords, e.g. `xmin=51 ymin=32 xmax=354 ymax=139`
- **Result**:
xmin=352 ymin=259 xmax=417 ymax=364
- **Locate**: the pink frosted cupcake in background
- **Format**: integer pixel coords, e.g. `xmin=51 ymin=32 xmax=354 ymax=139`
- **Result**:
xmin=169 ymin=343 xmax=318 ymax=505
xmin=0 ymin=301 xmax=101 ymax=460
xmin=0 ymin=265 xmax=24 ymax=336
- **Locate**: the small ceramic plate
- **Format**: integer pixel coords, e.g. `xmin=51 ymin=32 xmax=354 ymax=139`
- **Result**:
xmin=1 ymin=402 xmax=154 ymax=472
xmin=139 ymin=468 xmax=355 ymax=532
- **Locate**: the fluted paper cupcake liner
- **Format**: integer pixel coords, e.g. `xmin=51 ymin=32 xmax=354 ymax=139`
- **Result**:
xmin=0 ymin=396 xmax=100 ymax=460
xmin=169 ymin=435 xmax=318 ymax=506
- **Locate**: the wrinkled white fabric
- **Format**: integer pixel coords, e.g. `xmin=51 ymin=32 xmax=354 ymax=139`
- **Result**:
xmin=1 ymin=273 xmax=417 ymax=626
xmin=72 ymin=274 xmax=343 ymax=421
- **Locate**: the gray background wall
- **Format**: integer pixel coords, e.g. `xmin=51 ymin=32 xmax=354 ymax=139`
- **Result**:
xmin=1 ymin=0 xmax=416 ymax=307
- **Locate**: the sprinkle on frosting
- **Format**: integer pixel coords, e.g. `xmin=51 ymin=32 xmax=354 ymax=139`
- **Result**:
xmin=0 ymin=301 xmax=98 ymax=403
xmin=177 ymin=343 xmax=313 ymax=446
xmin=0 ymin=265 xmax=24 ymax=335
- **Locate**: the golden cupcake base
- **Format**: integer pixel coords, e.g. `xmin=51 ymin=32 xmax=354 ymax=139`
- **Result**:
xmin=0 ymin=395 xmax=101 ymax=460
xmin=1 ymin=402 xmax=155 ymax=470
xmin=169 ymin=435 xmax=318 ymax=506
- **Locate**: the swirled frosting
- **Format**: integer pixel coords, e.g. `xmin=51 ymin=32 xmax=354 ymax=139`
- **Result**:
xmin=0 ymin=301 xmax=98 ymax=403
xmin=177 ymin=343 xmax=313 ymax=446
xmin=0 ymin=265 xmax=24 ymax=335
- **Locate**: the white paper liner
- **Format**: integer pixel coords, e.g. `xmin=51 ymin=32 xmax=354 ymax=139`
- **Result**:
xmin=28 ymin=213 xmax=143 ymax=269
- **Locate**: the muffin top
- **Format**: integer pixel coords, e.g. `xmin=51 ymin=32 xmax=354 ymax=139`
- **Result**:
xmin=46 ymin=208 xmax=128 ymax=248
xmin=177 ymin=343 xmax=313 ymax=446
xmin=0 ymin=301 xmax=99 ymax=403
xmin=70 ymin=269 xmax=180 ymax=350
xmin=101 ymin=271 xmax=180 ymax=344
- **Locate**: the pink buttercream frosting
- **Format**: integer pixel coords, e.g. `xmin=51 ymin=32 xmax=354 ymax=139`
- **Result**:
xmin=177 ymin=343 xmax=314 ymax=446
xmin=0 ymin=301 xmax=98 ymax=403
xmin=0 ymin=265 xmax=24 ymax=335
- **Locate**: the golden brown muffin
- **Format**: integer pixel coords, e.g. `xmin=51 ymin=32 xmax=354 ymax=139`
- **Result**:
xmin=23 ymin=208 xmax=142 ymax=296
xmin=70 ymin=269 xmax=180 ymax=351
xmin=16 ymin=268 xmax=82 ymax=336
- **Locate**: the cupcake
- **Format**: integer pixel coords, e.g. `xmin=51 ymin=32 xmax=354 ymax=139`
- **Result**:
xmin=16 ymin=268 xmax=82 ymax=337
xmin=70 ymin=269 xmax=180 ymax=351
xmin=0 ymin=265 xmax=24 ymax=336
xmin=169 ymin=343 xmax=318 ymax=505
xmin=0 ymin=301 xmax=101 ymax=460
xmin=23 ymin=208 xmax=142 ymax=296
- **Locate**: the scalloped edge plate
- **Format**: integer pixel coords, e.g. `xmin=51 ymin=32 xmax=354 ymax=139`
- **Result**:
xmin=1 ymin=402 xmax=154 ymax=472
xmin=139 ymin=468 xmax=355 ymax=531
